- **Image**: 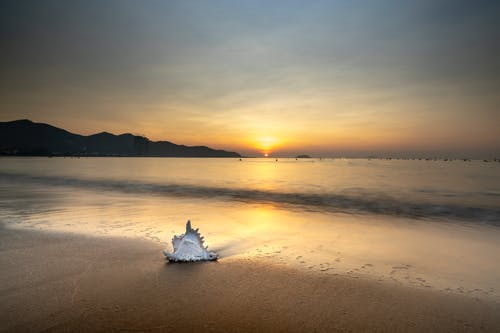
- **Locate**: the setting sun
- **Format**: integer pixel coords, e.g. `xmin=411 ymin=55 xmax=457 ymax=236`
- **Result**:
xmin=254 ymin=137 xmax=278 ymax=156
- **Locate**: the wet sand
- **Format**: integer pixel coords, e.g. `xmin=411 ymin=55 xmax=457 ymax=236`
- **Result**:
xmin=1 ymin=227 xmax=499 ymax=333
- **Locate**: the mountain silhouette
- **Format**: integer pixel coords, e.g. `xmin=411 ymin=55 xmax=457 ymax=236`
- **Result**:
xmin=0 ymin=119 xmax=241 ymax=157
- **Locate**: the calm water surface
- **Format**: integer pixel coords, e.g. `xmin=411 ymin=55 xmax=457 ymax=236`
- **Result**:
xmin=1 ymin=157 xmax=499 ymax=299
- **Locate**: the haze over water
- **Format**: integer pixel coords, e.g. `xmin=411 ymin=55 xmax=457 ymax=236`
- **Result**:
xmin=1 ymin=157 xmax=499 ymax=299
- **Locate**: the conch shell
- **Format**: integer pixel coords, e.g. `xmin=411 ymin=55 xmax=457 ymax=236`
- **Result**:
xmin=163 ymin=220 xmax=218 ymax=262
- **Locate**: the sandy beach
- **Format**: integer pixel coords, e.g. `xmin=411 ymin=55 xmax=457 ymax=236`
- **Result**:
xmin=1 ymin=226 xmax=499 ymax=333
xmin=2 ymin=0 xmax=500 ymax=331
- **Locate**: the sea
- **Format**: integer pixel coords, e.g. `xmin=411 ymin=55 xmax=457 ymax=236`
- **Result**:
xmin=1 ymin=157 xmax=499 ymax=299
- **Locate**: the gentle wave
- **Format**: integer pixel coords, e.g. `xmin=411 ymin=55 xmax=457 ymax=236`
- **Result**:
xmin=1 ymin=172 xmax=499 ymax=223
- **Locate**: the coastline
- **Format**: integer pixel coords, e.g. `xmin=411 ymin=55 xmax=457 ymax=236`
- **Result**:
xmin=1 ymin=227 xmax=499 ymax=332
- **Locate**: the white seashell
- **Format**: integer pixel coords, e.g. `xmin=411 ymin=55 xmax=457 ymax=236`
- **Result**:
xmin=163 ymin=220 xmax=218 ymax=262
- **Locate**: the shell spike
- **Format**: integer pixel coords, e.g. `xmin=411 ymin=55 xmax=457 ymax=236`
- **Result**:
xmin=186 ymin=220 xmax=192 ymax=232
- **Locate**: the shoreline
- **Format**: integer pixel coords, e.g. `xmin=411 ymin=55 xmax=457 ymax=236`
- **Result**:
xmin=1 ymin=226 xmax=499 ymax=332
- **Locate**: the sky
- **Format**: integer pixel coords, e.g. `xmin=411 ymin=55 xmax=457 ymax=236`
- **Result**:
xmin=1 ymin=0 xmax=499 ymax=157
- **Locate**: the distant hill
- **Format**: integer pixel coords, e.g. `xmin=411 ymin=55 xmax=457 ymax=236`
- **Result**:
xmin=0 ymin=119 xmax=241 ymax=157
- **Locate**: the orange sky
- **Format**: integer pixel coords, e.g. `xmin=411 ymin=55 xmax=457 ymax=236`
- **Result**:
xmin=1 ymin=1 xmax=499 ymax=157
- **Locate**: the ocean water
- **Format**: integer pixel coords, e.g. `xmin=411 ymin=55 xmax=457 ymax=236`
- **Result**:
xmin=1 ymin=157 xmax=500 ymax=299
